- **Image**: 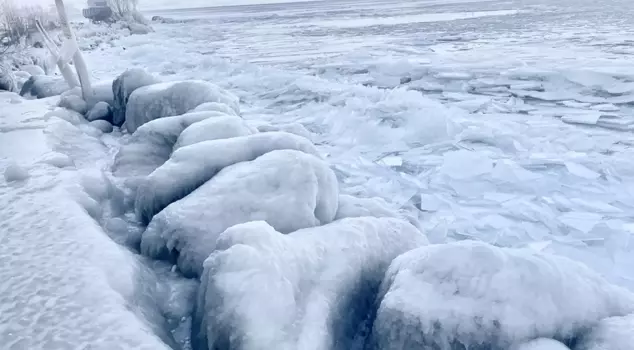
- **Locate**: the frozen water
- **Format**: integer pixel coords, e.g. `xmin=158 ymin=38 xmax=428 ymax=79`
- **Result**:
xmin=575 ymin=314 xmax=634 ymax=350
xmin=112 ymin=68 xmax=161 ymax=127
xmin=194 ymin=217 xmax=428 ymax=350
xmin=135 ymin=131 xmax=320 ymax=224
xmin=20 ymin=75 xmax=71 ymax=99
xmin=86 ymin=101 xmax=114 ymax=122
xmin=369 ymin=240 xmax=634 ymax=350
xmin=140 ymin=149 xmax=339 ymax=277
xmin=125 ymin=80 xmax=240 ymax=133
xmin=515 ymin=339 xmax=571 ymax=350
xmin=59 ymin=94 xmax=88 ymax=115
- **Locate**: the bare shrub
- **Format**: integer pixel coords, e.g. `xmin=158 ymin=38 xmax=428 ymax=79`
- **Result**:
xmin=0 ymin=0 xmax=58 ymax=51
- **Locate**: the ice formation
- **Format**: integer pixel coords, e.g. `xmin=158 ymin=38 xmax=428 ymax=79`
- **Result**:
xmin=575 ymin=314 xmax=634 ymax=350
xmin=20 ymin=75 xmax=71 ymax=98
xmin=173 ymin=115 xmax=254 ymax=150
xmin=124 ymin=80 xmax=240 ymax=132
xmin=194 ymin=217 xmax=428 ymax=350
xmin=112 ymin=68 xmax=161 ymax=126
xmin=369 ymin=241 xmax=634 ymax=350
xmin=135 ymin=131 xmax=320 ymax=224
xmin=140 ymin=149 xmax=339 ymax=278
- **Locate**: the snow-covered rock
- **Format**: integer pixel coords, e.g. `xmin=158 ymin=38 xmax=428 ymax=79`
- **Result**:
xmin=575 ymin=314 xmax=634 ymax=350
xmin=124 ymin=80 xmax=239 ymax=133
xmin=86 ymin=101 xmax=113 ymax=122
xmin=13 ymin=71 xmax=32 ymax=91
xmin=90 ymin=119 xmax=114 ymax=133
xmin=113 ymin=111 xmax=223 ymax=178
xmin=193 ymin=217 xmax=428 ymax=350
xmin=59 ymin=94 xmax=88 ymax=115
xmin=135 ymin=131 xmax=320 ymax=224
xmin=369 ymin=241 xmax=634 ymax=350
xmin=20 ymin=64 xmax=45 ymax=76
xmin=112 ymin=68 xmax=161 ymax=127
xmin=127 ymin=22 xmax=153 ymax=35
xmin=173 ymin=115 xmax=254 ymax=150
xmin=252 ymin=121 xmax=313 ymax=140
xmin=0 ymin=62 xmax=17 ymax=92
xmin=190 ymin=101 xmax=240 ymax=116
xmin=20 ymin=75 xmax=71 ymax=99
xmin=140 ymin=149 xmax=339 ymax=278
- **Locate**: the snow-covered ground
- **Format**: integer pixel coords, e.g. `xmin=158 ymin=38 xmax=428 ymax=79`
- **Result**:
xmin=4 ymin=0 xmax=634 ymax=348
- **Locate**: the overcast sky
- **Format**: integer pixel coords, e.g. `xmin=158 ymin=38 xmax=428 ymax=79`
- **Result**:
xmin=21 ymin=0 xmax=311 ymax=10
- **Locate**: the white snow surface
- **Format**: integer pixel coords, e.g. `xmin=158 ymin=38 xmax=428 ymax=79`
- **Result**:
xmin=124 ymin=80 xmax=240 ymax=133
xmin=195 ymin=217 xmax=428 ymax=350
xmin=369 ymin=241 xmax=634 ymax=350
xmin=140 ymin=149 xmax=339 ymax=277
xmin=135 ymin=131 xmax=320 ymax=224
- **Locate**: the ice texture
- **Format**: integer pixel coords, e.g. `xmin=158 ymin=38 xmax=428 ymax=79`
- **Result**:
xmin=140 ymin=149 xmax=339 ymax=278
xmin=59 ymin=94 xmax=88 ymax=115
xmin=113 ymin=111 xmax=226 ymax=178
xmin=369 ymin=241 xmax=634 ymax=350
xmin=194 ymin=216 xmax=428 ymax=350
xmin=515 ymin=339 xmax=571 ymax=350
xmin=86 ymin=101 xmax=113 ymax=122
xmin=112 ymin=68 xmax=161 ymax=127
xmin=20 ymin=75 xmax=70 ymax=98
xmin=135 ymin=131 xmax=320 ymax=224
xmin=190 ymin=101 xmax=239 ymax=116
xmin=334 ymin=194 xmax=400 ymax=220
xmin=124 ymin=80 xmax=240 ymax=133
xmin=575 ymin=314 xmax=634 ymax=350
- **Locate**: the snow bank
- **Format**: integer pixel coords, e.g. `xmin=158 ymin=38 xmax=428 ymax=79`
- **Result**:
xmin=140 ymin=149 xmax=339 ymax=278
xmin=135 ymin=131 xmax=320 ymax=224
xmin=112 ymin=69 xmax=161 ymax=127
xmin=113 ymin=111 xmax=225 ymax=178
xmin=369 ymin=241 xmax=634 ymax=350
xmin=125 ymin=80 xmax=240 ymax=133
xmin=575 ymin=314 xmax=634 ymax=350
xmin=193 ymin=217 xmax=428 ymax=350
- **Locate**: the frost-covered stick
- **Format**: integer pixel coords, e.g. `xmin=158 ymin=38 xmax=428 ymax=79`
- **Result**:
xmin=54 ymin=0 xmax=93 ymax=100
xmin=35 ymin=20 xmax=80 ymax=88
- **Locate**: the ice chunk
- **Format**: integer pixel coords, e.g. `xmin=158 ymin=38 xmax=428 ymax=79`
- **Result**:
xmin=590 ymin=103 xmax=619 ymax=112
xmin=515 ymin=338 xmax=571 ymax=350
xmin=173 ymin=115 xmax=253 ymax=150
xmin=440 ymin=150 xmax=493 ymax=179
xmin=113 ymin=111 xmax=224 ymax=177
xmin=90 ymin=120 xmax=114 ymax=133
xmin=559 ymin=212 xmax=602 ymax=234
xmin=112 ymin=68 xmax=161 ymax=127
xmin=369 ymin=241 xmax=634 ymax=350
xmin=565 ymin=162 xmax=600 ymax=179
xmin=140 ymin=149 xmax=339 ymax=277
xmin=575 ymin=314 xmax=634 ymax=350
xmin=125 ymin=80 xmax=239 ymax=133
xmin=190 ymin=101 xmax=239 ymax=116
xmin=135 ymin=131 xmax=319 ymax=224
xmin=561 ymin=112 xmax=602 ymax=125
xmin=194 ymin=217 xmax=428 ymax=350
xmin=86 ymin=101 xmax=113 ymax=122
xmin=334 ymin=194 xmax=400 ymax=220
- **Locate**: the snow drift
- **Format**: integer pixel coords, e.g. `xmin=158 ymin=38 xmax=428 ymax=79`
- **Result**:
xmin=124 ymin=80 xmax=240 ymax=133
xmin=193 ymin=217 xmax=428 ymax=350
xmin=139 ymin=149 xmax=339 ymax=278
xmin=369 ymin=241 xmax=634 ymax=350
xmin=135 ymin=131 xmax=320 ymax=224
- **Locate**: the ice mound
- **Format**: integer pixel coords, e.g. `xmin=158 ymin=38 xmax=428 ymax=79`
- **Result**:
xmin=140 ymin=149 xmax=339 ymax=277
xmin=112 ymin=68 xmax=161 ymax=127
xmin=190 ymin=101 xmax=239 ymax=116
xmin=113 ymin=111 xmax=227 ymax=178
xmin=173 ymin=115 xmax=254 ymax=150
xmin=125 ymin=80 xmax=240 ymax=133
xmin=251 ymin=121 xmax=313 ymax=140
xmin=193 ymin=217 xmax=428 ymax=350
xmin=135 ymin=131 xmax=320 ymax=224
xmin=369 ymin=241 xmax=634 ymax=350
xmin=20 ymin=75 xmax=70 ymax=98
xmin=575 ymin=314 xmax=634 ymax=350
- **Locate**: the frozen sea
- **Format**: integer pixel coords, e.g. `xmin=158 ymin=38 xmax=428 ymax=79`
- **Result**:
xmin=4 ymin=0 xmax=634 ymax=348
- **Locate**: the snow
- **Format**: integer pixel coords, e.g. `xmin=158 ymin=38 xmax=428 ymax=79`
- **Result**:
xmin=369 ymin=241 xmax=634 ymax=350
xmin=575 ymin=314 xmax=634 ymax=350
xmin=140 ymin=149 xmax=339 ymax=278
xmin=135 ymin=131 xmax=320 ymax=224
xmin=194 ymin=216 xmax=428 ymax=350
xmin=124 ymin=80 xmax=240 ymax=133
